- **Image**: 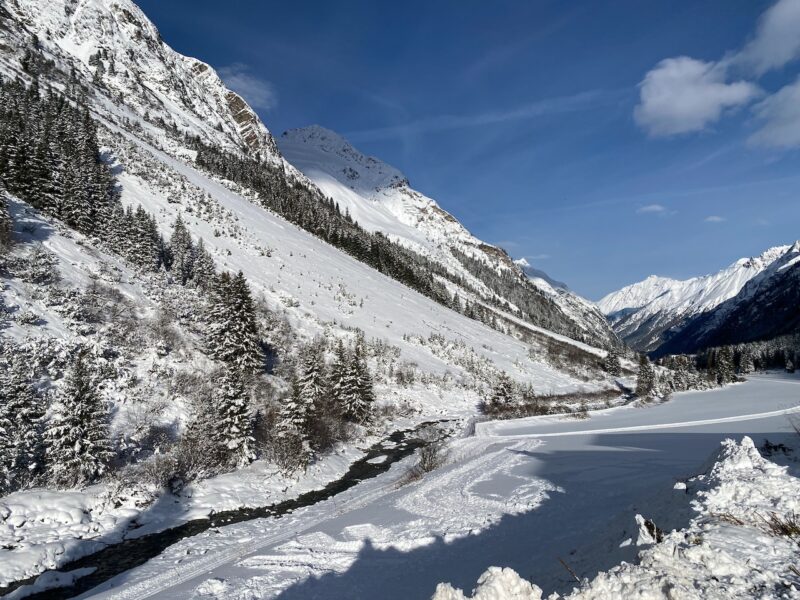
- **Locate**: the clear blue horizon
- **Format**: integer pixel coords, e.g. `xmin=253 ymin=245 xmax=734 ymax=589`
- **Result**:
xmin=135 ymin=0 xmax=800 ymax=300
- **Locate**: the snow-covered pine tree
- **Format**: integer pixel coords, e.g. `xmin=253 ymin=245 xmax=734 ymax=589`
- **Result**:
xmin=353 ymin=342 xmax=375 ymax=421
xmin=603 ymin=347 xmax=622 ymax=376
xmin=488 ymin=372 xmax=515 ymax=409
xmin=0 ymin=186 xmax=11 ymax=248
xmin=0 ymin=360 xmax=45 ymax=490
xmin=635 ymin=354 xmax=655 ymax=397
xmin=169 ymin=215 xmax=195 ymax=285
xmin=192 ymin=238 xmax=216 ymax=291
xmin=715 ymin=346 xmax=735 ymax=384
xmin=340 ymin=341 xmax=374 ymax=424
xmin=297 ymin=345 xmax=327 ymax=415
xmin=206 ymin=271 xmax=263 ymax=372
xmin=45 ymin=352 xmax=112 ymax=488
xmin=328 ymin=339 xmax=349 ymax=412
xmin=0 ymin=360 xmax=14 ymax=493
xmin=275 ymin=374 xmax=313 ymax=469
xmin=738 ymin=346 xmax=755 ymax=374
xmin=213 ymin=367 xmax=255 ymax=467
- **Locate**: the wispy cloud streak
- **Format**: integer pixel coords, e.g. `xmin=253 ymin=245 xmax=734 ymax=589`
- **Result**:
xmin=346 ymin=89 xmax=623 ymax=142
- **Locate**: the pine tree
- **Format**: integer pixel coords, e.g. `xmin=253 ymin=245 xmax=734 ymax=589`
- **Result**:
xmin=192 ymin=238 xmax=216 ymax=290
xmin=635 ymin=355 xmax=655 ymax=397
xmin=297 ymin=345 xmax=327 ymax=416
xmin=1 ymin=361 xmax=44 ymax=490
xmin=739 ymin=346 xmax=755 ymax=374
xmin=715 ymin=346 xmax=735 ymax=384
xmin=169 ymin=215 xmax=194 ymax=285
xmin=489 ymin=372 xmax=515 ymax=409
xmin=206 ymin=271 xmax=263 ymax=372
xmin=0 ymin=187 xmax=12 ymax=248
xmin=603 ymin=348 xmax=622 ymax=376
xmin=213 ymin=367 xmax=255 ymax=467
xmin=328 ymin=339 xmax=349 ymax=411
xmin=341 ymin=342 xmax=374 ymax=424
xmin=45 ymin=353 xmax=112 ymax=488
xmin=275 ymin=374 xmax=313 ymax=469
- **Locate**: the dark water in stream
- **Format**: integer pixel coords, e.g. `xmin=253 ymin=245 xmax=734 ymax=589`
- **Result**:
xmin=1 ymin=421 xmax=446 ymax=600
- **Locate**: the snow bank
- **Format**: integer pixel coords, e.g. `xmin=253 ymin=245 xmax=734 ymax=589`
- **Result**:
xmin=433 ymin=436 xmax=800 ymax=599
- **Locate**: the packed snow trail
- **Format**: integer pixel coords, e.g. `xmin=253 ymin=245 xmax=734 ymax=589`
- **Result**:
xmin=71 ymin=374 xmax=800 ymax=600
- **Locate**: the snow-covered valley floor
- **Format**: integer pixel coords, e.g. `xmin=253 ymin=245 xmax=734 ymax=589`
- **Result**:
xmin=53 ymin=372 xmax=800 ymax=600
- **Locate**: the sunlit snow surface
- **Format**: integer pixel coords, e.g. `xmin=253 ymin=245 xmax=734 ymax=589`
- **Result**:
xmin=71 ymin=373 xmax=800 ymax=600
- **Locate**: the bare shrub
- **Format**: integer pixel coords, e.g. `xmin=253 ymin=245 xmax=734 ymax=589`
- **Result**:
xmin=398 ymin=426 xmax=449 ymax=486
xmin=481 ymin=388 xmax=619 ymax=420
xmin=116 ymin=453 xmax=179 ymax=492
xmin=763 ymin=512 xmax=800 ymax=539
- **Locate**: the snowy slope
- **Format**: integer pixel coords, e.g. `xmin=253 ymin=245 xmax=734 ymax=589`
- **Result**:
xmin=0 ymin=0 xmax=612 ymax=389
xmin=598 ymin=244 xmax=793 ymax=352
xmin=0 ymin=0 xmax=278 ymax=160
xmin=279 ymin=126 xmax=616 ymax=348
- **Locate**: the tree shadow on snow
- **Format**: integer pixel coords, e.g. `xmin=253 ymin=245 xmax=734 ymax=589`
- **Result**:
xmin=274 ymin=428 xmax=790 ymax=600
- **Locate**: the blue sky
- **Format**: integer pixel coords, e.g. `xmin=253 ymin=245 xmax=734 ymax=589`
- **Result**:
xmin=136 ymin=0 xmax=800 ymax=299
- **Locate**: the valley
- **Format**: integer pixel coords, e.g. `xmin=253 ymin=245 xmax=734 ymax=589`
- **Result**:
xmin=0 ymin=1 xmax=799 ymax=599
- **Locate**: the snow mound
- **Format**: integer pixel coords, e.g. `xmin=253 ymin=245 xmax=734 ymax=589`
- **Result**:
xmin=433 ymin=436 xmax=800 ymax=600
xmin=432 ymin=567 xmax=544 ymax=600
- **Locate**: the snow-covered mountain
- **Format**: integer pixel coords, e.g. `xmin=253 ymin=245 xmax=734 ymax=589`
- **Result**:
xmin=655 ymin=241 xmax=800 ymax=356
xmin=279 ymin=126 xmax=617 ymax=347
xmin=1 ymin=0 xmax=279 ymax=160
xmin=513 ymin=257 xmax=567 ymax=290
xmin=598 ymin=244 xmax=796 ymax=353
xmin=0 ymin=2 xmax=628 ymax=585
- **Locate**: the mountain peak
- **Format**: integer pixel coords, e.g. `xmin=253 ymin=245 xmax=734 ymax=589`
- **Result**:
xmin=514 ymin=258 xmax=568 ymax=290
xmin=280 ymin=126 xmax=408 ymax=193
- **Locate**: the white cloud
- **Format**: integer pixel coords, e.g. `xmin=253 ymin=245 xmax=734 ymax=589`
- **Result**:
xmin=732 ymin=0 xmax=800 ymax=76
xmin=749 ymin=76 xmax=800 ymax=147
xmin=217 ymin=63 xmax=277 ymax=111
xmin=636 ymin=203 xmax=667 ymax=214
xmin=704 ymin=215 xmax=726 ymax=223
xmin=634 ymin=57 xmax=761 ymax=137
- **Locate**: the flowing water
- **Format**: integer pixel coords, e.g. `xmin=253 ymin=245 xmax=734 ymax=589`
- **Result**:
xmin=1 ymin=421 xmax=448 ymax=600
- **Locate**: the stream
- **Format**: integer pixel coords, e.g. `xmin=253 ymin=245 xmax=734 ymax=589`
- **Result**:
xmin=1 ymin=421 xmax=448 ymax=600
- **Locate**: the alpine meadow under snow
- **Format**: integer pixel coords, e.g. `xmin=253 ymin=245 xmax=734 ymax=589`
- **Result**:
xmin=0 ymin=1 xmax=799 ymax=599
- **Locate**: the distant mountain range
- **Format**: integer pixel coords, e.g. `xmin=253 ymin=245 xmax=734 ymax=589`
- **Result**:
xmin=599 ymin=243 xmax=800 ymax=355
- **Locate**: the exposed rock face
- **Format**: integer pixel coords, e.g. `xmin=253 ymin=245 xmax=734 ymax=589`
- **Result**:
xmin=0 ymin=0 xmax=280 ymax=161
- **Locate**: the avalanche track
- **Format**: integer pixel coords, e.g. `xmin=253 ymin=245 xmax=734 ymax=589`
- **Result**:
xmin=57 ymin=373 xmax=800 ymax=600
